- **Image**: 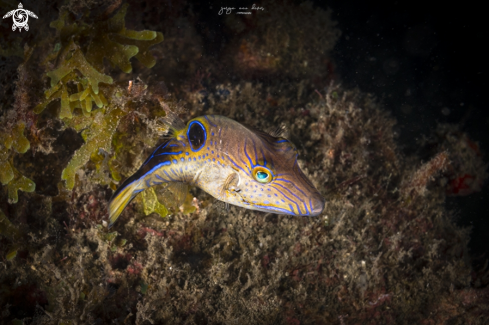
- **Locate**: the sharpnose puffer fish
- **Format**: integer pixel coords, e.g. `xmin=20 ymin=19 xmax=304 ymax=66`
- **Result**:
xmin=108 ymin=115 xmax=325 ymax=226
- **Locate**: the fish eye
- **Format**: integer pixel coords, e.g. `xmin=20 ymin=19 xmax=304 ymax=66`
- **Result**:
xmin=252 ymin=166 xmax=273 ymax=184
xmin=187 ymin=121 xmax=206 ymax=151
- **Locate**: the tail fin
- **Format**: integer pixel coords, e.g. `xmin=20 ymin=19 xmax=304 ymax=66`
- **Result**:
xmin=108 ymin=177 xmax=144 ymax=227
xmin=108 ymin=115 xmax=185 ymax=227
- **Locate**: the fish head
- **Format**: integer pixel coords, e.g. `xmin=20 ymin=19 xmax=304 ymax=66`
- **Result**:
xmin=168 ymin=115 xmax=325 ymax=217
xmin=229 ymin=133 xmax=325 ymax=217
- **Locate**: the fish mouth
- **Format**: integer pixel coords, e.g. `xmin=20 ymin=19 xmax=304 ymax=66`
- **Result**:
xmin=310 ymin=195 xmax=325 ymax=216
xmin=250 ymin=204 xmax=297 ymax=215
xmin=236 ymin=191 xmax=325 ymax=216
xmin=252 ymin=192 xmax=325 ymax=216
xmin=249 ymin=202 xmax=323 ymax=216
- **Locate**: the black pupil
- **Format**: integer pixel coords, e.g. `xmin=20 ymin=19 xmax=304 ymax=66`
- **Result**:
xmin=188 ymin=123 xmax=205 ymax=150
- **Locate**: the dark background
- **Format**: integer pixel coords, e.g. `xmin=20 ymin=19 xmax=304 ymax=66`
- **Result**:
xmin=324 ymin=0 xmax=489 ymax=262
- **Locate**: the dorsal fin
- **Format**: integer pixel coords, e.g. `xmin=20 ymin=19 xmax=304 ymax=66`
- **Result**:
xmin=266 ymin=124 xmax=288 ymax=138
xmin=158 ymin=110 xmax=186 ymax=138
xmin=244 ymin=123 xmax=295 ymax=149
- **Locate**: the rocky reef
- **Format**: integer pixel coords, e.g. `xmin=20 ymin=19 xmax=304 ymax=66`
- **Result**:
xmin=0 ymin=0 xmax=488 ymax=324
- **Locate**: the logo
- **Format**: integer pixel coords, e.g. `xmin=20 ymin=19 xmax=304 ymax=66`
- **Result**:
xmin=2 ymin=3 xmax=38 ymax=32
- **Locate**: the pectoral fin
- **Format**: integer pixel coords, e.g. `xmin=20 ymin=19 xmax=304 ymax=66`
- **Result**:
xmin=165 ymin=182 xmax=190 ymax=208
xmin=218 ymin=172 xmax=239 ymax=200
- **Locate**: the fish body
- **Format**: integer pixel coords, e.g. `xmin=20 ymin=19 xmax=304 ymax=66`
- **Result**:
xmin=109 ymin=115 xmax=325 ymax=226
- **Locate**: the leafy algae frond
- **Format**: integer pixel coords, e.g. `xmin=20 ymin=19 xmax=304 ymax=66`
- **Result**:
xmin=46 ymin=44 xmax=113 ymax=96
xmin=83 ymin=4 xmax=164 ymax=72
xmin=35 ymin=3 xmax=163 ymax=120
xmin=0 ymin=122 xmax=35 ymax=203
xmin=7 ymin=166 xmax=36 ymax=204
xmin=33 ymin=4 xmax=163 ymax=190
xmin=61 ymin=109 xmax=125 ymax=190
xmin=0 ymin=122 xmax=30 ymax=155
xmin=141 ymin=187 xmax=169 ymax=218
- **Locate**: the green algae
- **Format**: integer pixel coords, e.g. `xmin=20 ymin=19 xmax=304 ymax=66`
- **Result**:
xmin=47 ymin=4 xmax=162 ymax=73
xmin=0 ymin=208 xmax=21 ymax=242
xmin=0 ymin=122 xmax=35 ymax=202
xmin=32 ymin=3 xmax=164 ymax=192
xmin=0 ymin=122 xmax=30 ymax=154
xmin=112 ymin=30 xmax=165 ymax=69
xmin=0 ymin=148 xmax=14 ymax=185
xmin=83 ymin=4 xmax=163 ymax=73
xmin=34 ymin=46 xmax=113 ymax=118
xmin=35 ymin=3 xmax=162 ymax=120
xmin=47 ymin=44 xmax=114 ymax=95
xmin=61 ymin=108 xmax=125 ymax=190
xmin=6 ymin=247 xmax=18 ymax=261
xmin=141 ymin=187 xmax=169 ymax=218
xmin=7 ymin=166 xmax=35 ymax=204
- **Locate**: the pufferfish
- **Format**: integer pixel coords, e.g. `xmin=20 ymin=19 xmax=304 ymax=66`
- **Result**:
xmin=108 ymin=114 xmax=325 ymax=226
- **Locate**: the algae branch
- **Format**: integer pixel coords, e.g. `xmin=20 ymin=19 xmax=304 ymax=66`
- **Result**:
xmin=0 ymin=0 xmax=488 ymax=324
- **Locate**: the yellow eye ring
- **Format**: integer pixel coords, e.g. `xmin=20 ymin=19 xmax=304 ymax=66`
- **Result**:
xmin=252 ymin=166 xmax=273 ymax=184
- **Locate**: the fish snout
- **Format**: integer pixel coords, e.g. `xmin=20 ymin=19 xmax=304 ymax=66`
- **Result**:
xmin=310 ymin=193 xmax=325 ymax=216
